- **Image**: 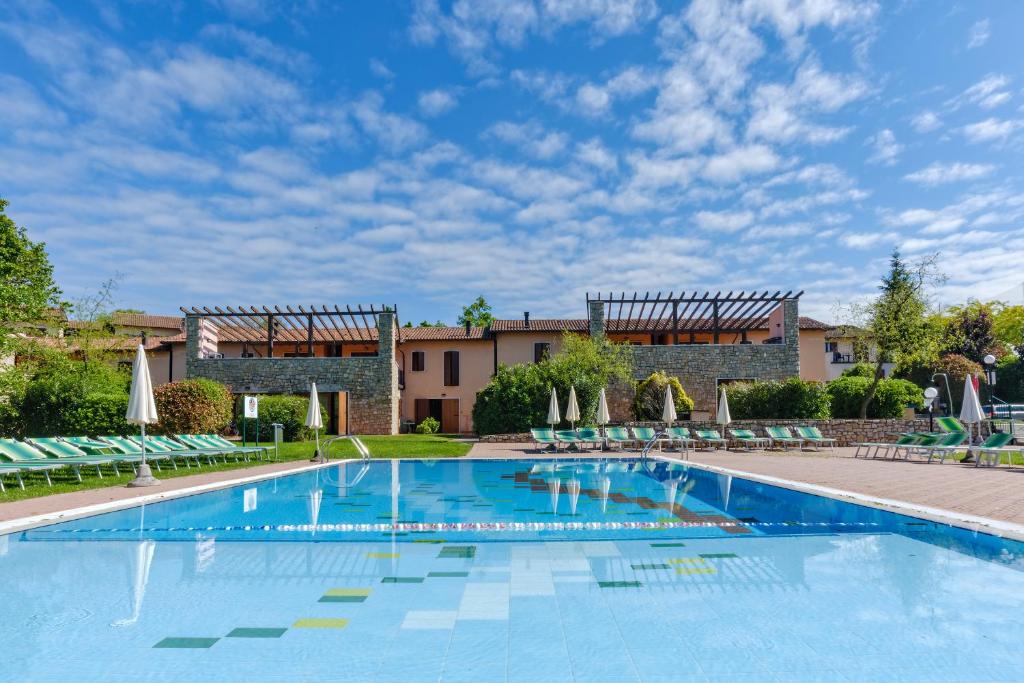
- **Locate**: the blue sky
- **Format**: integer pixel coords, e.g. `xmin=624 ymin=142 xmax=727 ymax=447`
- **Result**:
xmin=2 ymin=1 xmax=1023 ymax=325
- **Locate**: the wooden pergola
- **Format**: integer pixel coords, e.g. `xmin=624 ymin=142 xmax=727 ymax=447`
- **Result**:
xmin=182 ymin=304 xmax=400 ymax=357
xmin=586 ymin=290 xmax=802 ymax=344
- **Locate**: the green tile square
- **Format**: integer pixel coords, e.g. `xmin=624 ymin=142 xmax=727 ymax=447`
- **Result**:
xmin=226 ymin=627 xmax=287 ymax=638
xmin=650 ymin=542 xmax=686 ymax=547
xmin=319 ymin=595 xmax=367 ymax=603
xmin=598 ymin=580 xmax=642 ymax=588
xmin=154 ymin=637 xmax=220 ymax=649
xmin=699 ymin=553 xmax=739 ymax=559
xmin=631 ymin=563 xmax=670 ymax=570
xmin=381 ymin=576 xmax=424 ymax=583
xmin=428 ymin=571 xmax=469 ymax=577
xmin=438 ymin=546 xmax=476 ymax=558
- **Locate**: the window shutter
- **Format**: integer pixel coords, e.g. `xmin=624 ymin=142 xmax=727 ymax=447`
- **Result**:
xmin=444 ymin=351 xmax=460 ymax=386
xmin=412 ymin=351 xmax=424 ymax=371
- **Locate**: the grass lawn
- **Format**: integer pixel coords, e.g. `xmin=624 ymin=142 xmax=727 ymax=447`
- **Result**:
xmin=0 ymin=434 xmax=472 ymax=504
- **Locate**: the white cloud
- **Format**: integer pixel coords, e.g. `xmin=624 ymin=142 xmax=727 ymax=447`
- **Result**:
xmin=693 ymin=209 xmax=755 ymax=232
xmin=575 ymin=65 xmax=656 ymax=116
xmin=951 ymin=74 xmax=1012 ymax=110
xmin=903 ymin=162 xmax=995 ymax=186
xmin=483 ymin=120 xmax=569 ymax=159
xmin=911 ymin=110 xmax=941 ymax=133
xmin=369 ymin=58 xmax=395 ymax=79
xmin=418 ymin=88 xmax=459 ymax=117
xmin=702 ymin=144 xmax=780 ymax=183
xmin=967 ymin=19 xmax=990 ymax=49
xmin=962 ymin=117 xmax=1023 ymax=143
xmin=840 ymin=232 xmax=896 ymax=249
xmin=866 ymin=129 xmax=901 ymax=165
xmin=350 ymin=92 xmax=429 ymax=153
xmin=574 ymin=138 xmax=618 ymax=172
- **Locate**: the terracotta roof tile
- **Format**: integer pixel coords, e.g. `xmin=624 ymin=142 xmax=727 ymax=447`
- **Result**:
xmin=490 ymin=319 xmax=589 ymax=332
xmin=402 ymin=326 xmax=488 ymax=341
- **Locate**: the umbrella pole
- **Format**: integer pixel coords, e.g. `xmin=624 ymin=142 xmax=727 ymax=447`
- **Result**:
xmin=128 ymin=423 xmax=159 ymax=487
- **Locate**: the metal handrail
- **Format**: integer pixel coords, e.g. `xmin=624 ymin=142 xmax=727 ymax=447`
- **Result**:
xmin=319 ymin=435 xmax=371 ymax=462
xmin=639 ymin=430 xmax=666 ymax=463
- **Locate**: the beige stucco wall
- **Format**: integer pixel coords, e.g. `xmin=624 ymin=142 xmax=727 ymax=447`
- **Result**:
xmin=398 ymin=339 xmax=493 ymax=433
xmin=799 ymin=329 xmax=827 ymax=381
xmin=495 ymin=332 xmax=564 ymax=367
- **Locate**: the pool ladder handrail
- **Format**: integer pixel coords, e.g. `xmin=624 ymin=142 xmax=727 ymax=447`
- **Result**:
xmin=319 ymin=434 xmax=371 ymax=463
xmin=639 ymin=430 xmax=666 ymax=463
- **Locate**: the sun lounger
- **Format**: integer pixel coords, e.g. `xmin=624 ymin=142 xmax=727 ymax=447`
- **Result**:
xmin=0 ymin=438 xmax=78 ymax=485
xmin=766 ymin=426 xmax=804 ymax=450
xmin=189 ymin=434 xmax=268 ymax=459
xmin=27 ymin=437 xmax=124 ymax=477
xmin=795 ymin=426 xmax=837 ymax=451
xmin=98 ymin=436 xmax=178 ymax=468
xmin=0 ymin=463 xmax=25 ymax=492
xmin=531 ymin=428 xmax=560 ymax=452
xmin=144 ymin=435 xmax=228 ymax=464
xmin=603 ymin=426 xmax=630 ymax=451
xmin=935 ymin=416 xmax=967 ymax=433
xmin=971 ymin=432 xmax=1020 ymax=467
xmin=555 ymin=430 xmax=583 ymax=449
xmin=665 ymin=427 xmax=697 ymax=451
xmin=854 ymin=433 xmax=920 ymax=458
xmin=729 ymin=429 xmax=769 ymax=450
xmin=914 ymin=431 xmax=969 ymax=463
xmin=576 ymin=427 xmax=602 ymax=449
xmin=631 ymin=426 xmax=666 ymax=452
xmin=695 ymin=429 xmax=728 ymax=450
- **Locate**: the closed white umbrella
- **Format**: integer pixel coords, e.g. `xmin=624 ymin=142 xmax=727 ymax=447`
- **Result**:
xmin=306 ymin=382 xmax=323 ymax=459
xmin=126 ymin=344 xmax=159 ymax=487
xmin=662 ymin=385 xmax=677 ymax=427
xmin=111 ymin=539 xmax=156 ymax=627
xmin=717 ymin=388 xmax=732 ymax=427
xmin=566 ymin=386 xmax=580 ymax=430
xmin=547 ymin=387 xmax=561 ymax=430
xmin=547 ymin=478 xmax=561 ymax=514
xmin=959 ymin=374 xmax=984 ymax=443
xmin=307 ymin=488 xmax=323 ymax=535
xmin=596 ymin=388 xmax=611 ymax=425
xmin=567 ymin=477 xmax=581 ymax=515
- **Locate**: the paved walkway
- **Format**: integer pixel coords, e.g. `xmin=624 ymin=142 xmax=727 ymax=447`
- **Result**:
xmin=0 ymin=459 xmax=319 ymax=525
xmin=468 ymin=442 xmax=1024 ymax=528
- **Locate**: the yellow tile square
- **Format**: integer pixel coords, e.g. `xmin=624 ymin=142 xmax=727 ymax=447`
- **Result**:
xmin=293 ymin=618 xmax=349 ymax=629
xmin=367 ymin=552 xmax=399 ymax=559
xmin=324 ymin=588 xmax=371 ymax=597
xmin=668 ymin=558 xmax=706 ymax=565
xmin=676 ymin=567 xmax=716 ymax=575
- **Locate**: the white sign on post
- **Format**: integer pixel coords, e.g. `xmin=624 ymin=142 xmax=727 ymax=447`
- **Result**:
xmin=243 ymin=395 xmax=259 ymax=419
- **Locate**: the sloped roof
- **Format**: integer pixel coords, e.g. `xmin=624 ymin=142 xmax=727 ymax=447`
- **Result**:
xmin=489 ymin=319 xmax=589 ymax=332
xmin=66 ymin=313 xmax=183 ymax=330
xmin=402 ymin=326 xmax=488 ymax=341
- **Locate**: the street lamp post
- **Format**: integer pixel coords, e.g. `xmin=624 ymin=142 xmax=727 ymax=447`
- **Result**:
xmin=983 ymin=354 xmax=997 ymax=416
xmin=923 ymin=387 xmax=939 ymax=432
xmin=930 ymin=373 xmax=953 ymax=417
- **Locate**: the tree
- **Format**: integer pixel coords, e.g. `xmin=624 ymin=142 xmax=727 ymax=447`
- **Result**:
xmin=991 ymin=302 xmax=1024 ymax=356
xmin=858 ymin=250 xmax=942 ymax=418
xmin=0 ymin=199 xmax=62 ymax=350
xmin=458 ymin=296 xmax=493 ymax=328
xmin=941 ymin=301 xmax=996 ymax=363
xmin=418 ymin=320 xmax=446 ymax=327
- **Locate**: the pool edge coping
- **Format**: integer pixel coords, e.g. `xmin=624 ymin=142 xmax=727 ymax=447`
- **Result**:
xmin=652 ymin=454 xmax=1024 ymax=543
xmin=0 ymin=459 xmax=358 ymax=535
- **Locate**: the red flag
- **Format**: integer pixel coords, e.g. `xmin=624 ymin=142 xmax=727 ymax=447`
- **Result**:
xmin=972 ymin=374 xmax=980 ymax=392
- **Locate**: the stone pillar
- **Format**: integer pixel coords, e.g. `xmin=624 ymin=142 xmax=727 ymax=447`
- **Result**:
xmin=588 ymin=300 xmax=605 ymax=339
xmin=783 ymin=298 xmax=799 ymax=347
xmin=185 ymin=316 xmax=218 ymax=379
xmin=377 ymin=311 xmax=400 ymax=435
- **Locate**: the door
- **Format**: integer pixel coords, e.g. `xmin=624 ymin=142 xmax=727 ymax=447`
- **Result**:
xmin=441 ymin=398 xmax=460 ymax=434
xmin=414 ymin=398 xmax=430 ymax=426
xmin=336 ymin=391 xmax=348 ymax=435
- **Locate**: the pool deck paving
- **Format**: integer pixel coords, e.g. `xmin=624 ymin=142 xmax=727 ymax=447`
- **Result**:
xmin=468 ymin=441 xmax=1024 ymax=531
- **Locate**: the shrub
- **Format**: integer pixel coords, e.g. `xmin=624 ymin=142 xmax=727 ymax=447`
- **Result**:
xmin=238 ymin=394 xmax=326 ymax=442
xmin=415 ymin=416 xmax=440 ymax=434
xmin=472 ymin=334 xmax=633 ymax=435
xmin=63 ymin=392 xmax=132 ymax=436
xmin=153 ymin=378 xmax=233 ymax=436
xmin=727 ymin=378 xmax=831 ymax=419
xmin=996 ymin=354 xmax=1024 ymax=402
xmin=841 ymin=362 xmax=877 ymax=379
xmin=827 ymin=376 xmax=924 ymax=418
xmin=632 ymin=372 xmax=694 ymax=420
xmin=18 ymin=359 xmax=131 ymax=436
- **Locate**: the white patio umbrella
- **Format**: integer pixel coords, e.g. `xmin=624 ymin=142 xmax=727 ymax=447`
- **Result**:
xmin=662 ymin=385 xmax=677 ymax=427
xmin=547 ymin=387 xmax=561 ymax=431
xmin=111 ymin=539 xmax=156 ymax=627
xmin=717 ymin=388 xmax=732 ymax=427
xmin=126 ymin=344 xmax=159 ymax=487
xmin=566 ymin=386 xmax=581 ymax=430
xmin=306 ymin=382 xmax=323 ymax=459
xmin=959 ymin=374 xmax=984 ymax=443
xmin=567 ymin=477 xmax=581 ymax=515
xmin=596 ymin=388 xmax=611 ymax=426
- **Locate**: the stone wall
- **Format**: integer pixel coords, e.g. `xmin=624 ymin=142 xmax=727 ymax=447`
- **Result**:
xmin=185 ymin=312 xmax=399 ymax=434
xmin=592 ymin=299 xmax=801 ymax=415
xmin=478 ymin=418 xmax=962 ymax=447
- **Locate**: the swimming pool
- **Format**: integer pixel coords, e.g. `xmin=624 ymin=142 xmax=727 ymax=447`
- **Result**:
xmin=3 ymin=457 xmax=1023 ymax=682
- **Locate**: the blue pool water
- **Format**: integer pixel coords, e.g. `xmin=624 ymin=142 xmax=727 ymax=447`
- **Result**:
xmin=2 ymin=457 xmax=1023 ymax=682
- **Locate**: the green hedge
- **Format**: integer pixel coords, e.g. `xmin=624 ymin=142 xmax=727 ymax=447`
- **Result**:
xmin=238 ymin=394 xmax=326 ymax=442
xmin=17 ymin=361 xmax=132 ymax=437
xmin=827 ymin=376 xmax=924 ymax=418
xmin=153 ymin=378 xmax=233 ymax=436
xmin=632 ymin=372 xmax=694 ymax=420
xmin=726 ymin=379 xmax=831 ymax=419
xmin=472 ymin=363 xmax=549 ymax=435
xmin=62 ymin=392 xmax=132 ymax=436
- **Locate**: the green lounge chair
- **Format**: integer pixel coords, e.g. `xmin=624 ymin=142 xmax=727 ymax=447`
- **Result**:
xmin=695 ymin=429 xmax=728 ymax=450
xmin=0 ymin=438 xmax=74 ymax=486
xmin=730 ymin=429 xmax=769 ymax=450
xmin=766 ymin=426 xmax=804 ymax=450
xmin=531 ymin=428 xmax=560 ymax=452
xmin=0 ymin=463 xmax=26 ymax=492
xmin=603 ymin=426 xmax=630 ymax=451
xmin=98 ymin=436 xmax=177 ymax=468
xmin=143 ymin=435 xmax=225 ymax=465
xmin=64 ymin=436 xmax=120 ymax=455
xmin=631 ymin=426 xmax=665 ymax=452
xmin=665 ymin=427 xmax=697 ymax=451
xmin=576 ymin=427 xmax=601 ymax=449
xmin=935 ymin=416 xmax=967 ymax=433
xmin=555 ymin=430 xmax=583 ymax=449
xmin=27 ymin=437 xmax=123 ymax=477
xmin=922 ymin=431 xmax=970 ymax=463
xmin=795 ymin=426 xmax=837 ymax=451
xmin=888 ymin=433 xmax=941 ymax=460
xmin=191 ymin=434 xmax=268 ymax=459
xmin=972 ymin=432 xmax=1019 ymax=467
xmin=854 ymin=433 xmax=914 ymax=458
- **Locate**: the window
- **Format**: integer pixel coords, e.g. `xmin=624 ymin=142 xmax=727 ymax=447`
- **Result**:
xmin=412 ymin=351 xmax=425 ymax=371
xmin=443 ymin=350 xmax=460 ymax=386
xmin=825 ymin=342 xmax=837 ymax=353
xmin=533 ymin=342 xmax=550 ymax=363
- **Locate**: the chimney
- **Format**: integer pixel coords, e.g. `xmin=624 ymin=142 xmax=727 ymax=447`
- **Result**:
xmin=464 ymin=320 xmax=471 ymax=336
xmin=524 ymin=311 xmax=530 ymax=329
